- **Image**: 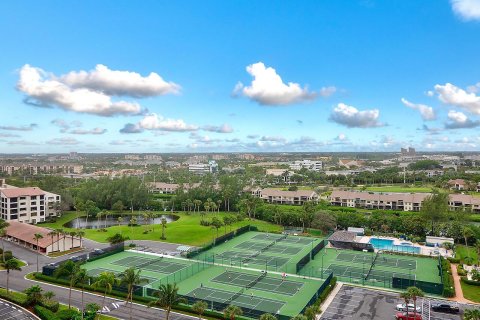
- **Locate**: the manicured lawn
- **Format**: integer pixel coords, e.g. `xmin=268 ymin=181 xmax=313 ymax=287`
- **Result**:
xmin=355 ymin=185 xmax=434 ymax=193
xmin=468 ymin=214 xmax=480 ymax=222
xmin=455 ymin=245 xmax=479 ymax=264
xmin=40 ymin=211 xmax=282 ymax=246
xmin=460 ymin=280 xmax=480 ymax=303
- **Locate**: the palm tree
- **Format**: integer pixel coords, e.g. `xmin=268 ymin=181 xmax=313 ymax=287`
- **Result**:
xmin=92 ymin=271 xmax=118 ymax=314
xmin=406 ymin=287 xmax=424 ymax=319
xmin=4 ymin=258 xmax=22 ymax=293
xmin=0 ymin=219 xmax=9 ymax=263
xmin=33 ymin=233 xmax=44 ymax=272
xmin=69 ymin=231 xmax=77 ymax=250
xmin=292 ymin=316 xmax=307 ymax=320
xmin=55 ymin=228 xmax=63 ymax=252
xmin=47 ymin=230 xmax=57 ymax=253
xmin=24 ymin=285 xmax=43 ymax=306
xmin=148 ymin=283 xmax=185 ymax=320
xmin=44 ymin=291 xmax=55 ymax=303
xmin=54 ymin=260 xmax=80 ymax=308
xmin=117 ymin=216 xmax=124 ymax=227
xmin=304 ymin=305 xmax=317 ymax=320
xmin=75 ymin=268 xmax=89 ymax=319
xmin=217 ymin=200 xmax=222 ymax=213
xmin=400 ymin=291 xmax=411 ymax=314
xmin=259 ymin=314 xmax=277 ymax=320
xmin=119 ymin=267 xmax=144 ymax=320
xmin=464 ymin=308 xmax=480 ymax=320
xmin=192 ymin=301 xmax=207 ymax=319
xmin=76 ymin=230 xmax=85 ymax=248
xmin=223 ymin=305 xmax=243 ymax=320
xmin=161 ymin=218 xmax=167 ymax=240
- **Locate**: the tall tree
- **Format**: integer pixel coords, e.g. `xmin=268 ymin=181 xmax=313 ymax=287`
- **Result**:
xmin=92 ymin=271 xmax=118 ymax=314
xmin=75 ymin=268 xmax=89 ymax=319
xmin=406 ymin=287 xmax=424 ymax=319
xmin=55 ymin=260 xmax=80 ymax=308
xmin=24 ymin=285 xmax=43 ymax=306
xmin=420 ymin=191 xmax=449 ymax=235
xmin=119 ymin=267 xmax=145 ymax=320
xmin=76 ymin=230 xmax=85 ymax=248
xmin=33 ymin=233 xmax=43 ymax=272
xmin=0 ymin=219 xmax=9 ymax=263
xmin=464 ymin=308 xmax=480 ymax=320
xmin=192 ymin=301 xmax=207 ymax=319
xmin=148 ymin=283 xmax=185 ymax=320
xmin=4 ymin=258 xmax=22 ymax=293
xmin=161 ymin=217 xmax=167 ymax=240
xmin=223 ymin=305 xmax=243 ymax=320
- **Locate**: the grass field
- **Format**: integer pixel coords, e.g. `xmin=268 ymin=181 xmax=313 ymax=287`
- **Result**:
xmin=40 ymin=211 xmax=282 ymax=246
xmin=299 ymin=247 xmax=442 ymax=290
xmin=455 ymin=245 xmax=479 ymax=264
xmin=355 ymin=185 xmax=434 ymax=193
xmin=194 ymin=231 xmax=322 ymax=274
xmin=460 ymin=280 xmax=480 ymax=303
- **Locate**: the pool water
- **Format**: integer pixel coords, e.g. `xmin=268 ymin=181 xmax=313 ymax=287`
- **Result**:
xmin=369 ymin=238 xmax=420 ymax=253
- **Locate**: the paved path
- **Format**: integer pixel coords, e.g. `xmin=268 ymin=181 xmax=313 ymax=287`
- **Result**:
xmin=0 ymin=240 xmax=196 ymax=320
xmin=449 ymin=264 xmax=476 ymax=304
xmin=0 ymin=298 xmax=39 ymax=320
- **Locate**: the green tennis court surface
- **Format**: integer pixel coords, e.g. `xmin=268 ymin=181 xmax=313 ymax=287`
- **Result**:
xmin=112 ymin=256 xmax=189 ymax=274
xmin=213 ymin=250 xmax=290 ymax=267
xmin=187 ymin=286 xmax=285 ymax=314
xmin=212 ymin=270 xmax=303 ymax=296
xmin=235 ymin=241 xmax=303 ymax=255
xmin=323 ymin=264 xmax=412 ymax=282
xmin=336 ymin=252 xmax=417 ymax=270
xmin=252 ymin=233 xmax=314 ymax=245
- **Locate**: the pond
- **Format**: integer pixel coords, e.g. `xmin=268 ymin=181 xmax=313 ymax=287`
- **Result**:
xmin=65 ymin=214 xmax=179 ymax=229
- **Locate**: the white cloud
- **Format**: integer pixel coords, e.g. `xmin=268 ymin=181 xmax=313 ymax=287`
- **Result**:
xmin=445 ymin=110 xmax=480 ymax=129
xmin=47 ymin=137 xmax=82 ymax=145
xmin=426 ymin=90 xmax=435 ymax=97
xmin=330 ymin=103 xmax=383 ymax=128
xmin=259 ymin=135 xmax=287 ymax=143
xmin=202 ymin=124 xmax=234 ymax=133
xmin=138 ymin=113 xmax=198 ymax=132
xmin=0 ymin=123 xmax=38 ymax=131
xmin=51 ymin=119 xmax=82 ymax=133
xmin=233 ymin=62 xmax=317 ymax=105
xmin=435 ymin=83 xmax=480 ymax=114
xmin=401 ymin=98 xmax=436 ymax=121
xmin=335 ymin=133 xmax=347 ymax=141
xmin=69 ymin=128 xmax=107 ymax=135
xmin=451 ymin=0 xmax=480 ymax=21
xmin=319 ymin=86 xmax=337 ymax=97
xmin=17 ymin=64 xmax=144 ymax=116
xmin=60 ymin=64 xmax=180 ymax=97
xmin=467 ymin=82 xmax=480 ymax=93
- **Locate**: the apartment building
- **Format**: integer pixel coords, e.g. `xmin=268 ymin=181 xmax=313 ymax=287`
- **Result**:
xmin=0 ymin=163 xmax=83 ymax=175
xmin=260 ymin=188 xmax=319 ymax=205
xmin=0 ymin=179 xmax=61 ymax=223
xmin=448 ymin=179 xmax=466 ymax=191
xmin=148 ymin=182 xmax=202 ymax=194
xmin=329 ymin=190 xmax=480 ymax=213
xmin=188 ymin=161 xmax=218 ymax=174
xmin=289 ymin=160 xmax=323 ymax=171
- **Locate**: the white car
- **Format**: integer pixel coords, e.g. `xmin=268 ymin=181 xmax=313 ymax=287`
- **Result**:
xmin=396 ymin=303 xmax=421 ymax=312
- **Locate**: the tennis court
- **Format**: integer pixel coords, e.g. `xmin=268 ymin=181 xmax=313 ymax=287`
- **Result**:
xmin=212 ymin=270 xmax=303 ymax=296
xmin=213 ymin=250 xmax=290 ymax=267
xmin=235 ymin=241 xmax=303 ymax=255
xmin=323 ymin=264 xmax=412 ymax=282
xmin=187 ymin=286 xmax=285 ymax=314
xmin=252 ymin=233 xmax=314 ymax=245
xmin=87 ymin=267 xmax=157 ymax=284
xmin=337 ymin=252 xmax=417 ymax=270
xmin=112 ymin=255 xmax=189 ymax=274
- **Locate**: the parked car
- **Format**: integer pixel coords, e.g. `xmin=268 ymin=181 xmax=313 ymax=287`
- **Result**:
xmin=70 ymin=255 xmax=82 ymax=262
xmin=431 ymin=303 xmax=460 ymax=314
xmin=396 ymin=303 xmax=421 ymax=312
xmin=395 ymin=312 xmax=422 ymax=320
xmin=93 ymin=249 xmax=104 ymax=255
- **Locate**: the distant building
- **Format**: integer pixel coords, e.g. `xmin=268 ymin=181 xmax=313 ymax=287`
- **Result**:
xmin=448 ymin=179 xmax=466 ymax=191
xmin=144 ymin=154 xmax=163 ymax=161
xmin=338 ymin=159 xmax=365 ymax=168
xmin=125 ymin=154 xmax=141 ymax=160
xmin=259 ymin=188 xmax=319 ymax=205
xmin=0 ymin=179 xmax=61 ymax=223
xmin=188 ymin=161 xmax=218 ymax=174
xmin=290 ymin=160 xmax=323 ymax=171
xmin=401 ymin=147 xmax=416 ymax=156
xmin=0 ymin=163 xmax=83 ymax=175
xmin=148 ymin=182 xmax=202 ymax=194
xmin=237 ymin=154 xmax=255 ymax=160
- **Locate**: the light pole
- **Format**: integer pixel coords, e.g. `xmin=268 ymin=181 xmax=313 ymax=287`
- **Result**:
xmin=409 ymin=263 xmax=412 ymax=286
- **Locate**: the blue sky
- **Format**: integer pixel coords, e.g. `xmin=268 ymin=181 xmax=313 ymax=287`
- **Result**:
xmin=1 ymin=0 xmax=480 ymax=153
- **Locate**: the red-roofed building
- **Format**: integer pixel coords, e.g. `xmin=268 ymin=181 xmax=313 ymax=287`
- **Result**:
xmin=0 ymin=179 xmax=61 ymax=223
xmin=5 ymin=221 xmax=80 ymax=254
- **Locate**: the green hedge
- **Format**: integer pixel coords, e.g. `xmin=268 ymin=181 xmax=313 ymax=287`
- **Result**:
xmin=461 ymin=277 xmax=480 ymax=286
xmin=34 ymin=305 xmax=58 ymax=320
xmin=441 ymin=259 xmax=455 ymax=297
xmin=447 ymin=257 xmax=461 ymax=264
xmin=0 ymin=288 xmax=28 ymax=307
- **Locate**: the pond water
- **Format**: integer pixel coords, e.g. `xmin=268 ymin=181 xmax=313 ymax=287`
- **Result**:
xmin=65 ymin=214 xmax=179 ymax=229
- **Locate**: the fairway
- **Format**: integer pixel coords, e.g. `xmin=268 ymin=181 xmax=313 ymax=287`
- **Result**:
xmin=355 ymin=185 xmax=433 ymax=193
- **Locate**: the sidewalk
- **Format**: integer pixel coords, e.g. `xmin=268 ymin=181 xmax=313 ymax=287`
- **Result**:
xmin=449 ymin=264 xmax=475 ymax=304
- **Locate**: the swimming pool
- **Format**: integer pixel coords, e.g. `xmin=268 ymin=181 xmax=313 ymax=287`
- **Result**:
xmin=369 ymin=238 xmax=420 ymax=253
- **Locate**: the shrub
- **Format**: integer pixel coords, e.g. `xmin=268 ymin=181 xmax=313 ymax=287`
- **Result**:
xmin=0 ymin=288 xmax=28 ymax=306
xmin=39 ymin=299 xmax=60 ymax=312
xmin=34 ymin=305 xmax=58 ymax=320
xmin=447 ymin=257 xmax=461 ymax=264
xmin=56 ymin=309 xmax=81 ymax=320
xmin=4 ymin=250 xmax=13 ymax=261
xmin=461 ymin=277 xmax=480 ymax=286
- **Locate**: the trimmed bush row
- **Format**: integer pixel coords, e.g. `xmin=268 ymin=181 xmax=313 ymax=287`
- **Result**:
xmin=461 ymin=277 xmax=480 ymax=286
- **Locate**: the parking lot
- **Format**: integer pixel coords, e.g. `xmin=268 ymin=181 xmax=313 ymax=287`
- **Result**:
xmin=320 ymin=285 xmax=471 ymax=320
xmin=0 ymin=299 xmax=37 ymax=320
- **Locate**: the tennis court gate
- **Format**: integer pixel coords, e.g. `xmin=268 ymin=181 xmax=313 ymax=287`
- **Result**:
xmin=179 ymin=294 xmax=290 ymax=320
xmin=391 ymin=277 xmax=444 ymax=295
xmin=300 ymin=272 xmax=333 ymax=315
xmin=296 ymin=240 xmax=327 ymax=273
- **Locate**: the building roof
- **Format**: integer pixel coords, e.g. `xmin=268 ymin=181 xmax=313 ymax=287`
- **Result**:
xmin=5 ymin=221 xmax=58 ymax=248
xmin=328 ymin=231 xmax=356 ymax=243
xmin=261 ymin=188 xmax=318 ymax=198
xmin=0 ymin=187 xmax=45 ymax=198
xmin=448 ymin=179 xmax=466 ymax=185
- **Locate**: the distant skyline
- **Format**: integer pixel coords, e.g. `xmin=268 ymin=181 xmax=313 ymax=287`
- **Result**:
xmin=1 ymin=0 xmax=480 ymax=153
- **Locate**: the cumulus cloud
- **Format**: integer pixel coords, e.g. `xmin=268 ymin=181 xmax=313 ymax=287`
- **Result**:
xmin=445 ymin=110 xmax=480 ymax=129
xmin=51 ymin=119 xmax=82 ymax=133
xmin=420 ymin=124 xmax=442 ymax=135
xmin=247 ymin=134 xmax=259 ymax=139
xmin=401 ymin=98 xmax=436 ymax=121
xmin=451 ymin=0 xmax=480 ymax=21
xmin=7 ymin=140 xmax=40 ymax=145
xmin=467 ymin=82 xmax=480 ymax=93
xmin=233 ymin=62 xmax=317 ymax=105
xmin=0 ymin=133 xmax=20 ymax=138
xmin=17 ymin=64 xmax=150 ymax=116
xmin=202 ymin=123 xmax=234 ymax=133
xmin=47 ymin=137 xmax=82 ymax=145
xmin=60 ymin=64 xmax=180 ymax=97
xmin=435 ymin=83 xmax=480 ymax=114
xmin=259 ymin=135 xmax=287 ymax=143
xmin=319 ymin=86 xmax=337 ymax=97
xmin=0 ymin=123 xmax=38 ymax=131
xmin=329 ymin=103 xmax=383 ymax=128
xmin=119 ymin=123 xmax=143 ymax=134
xmin=69 ymin=128 xmax=107 ymax=135
xmin=335 ymin=133 xmax=348 ymax=141
xmin=138 ymin=113 xmax=198 ymax=132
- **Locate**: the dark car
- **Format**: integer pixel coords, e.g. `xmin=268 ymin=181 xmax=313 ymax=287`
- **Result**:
xmin=70 ymin=255 xmax=82 ymax=262
xmin=431 ymin=303 xmax=460 ymax=314
xmin=93 ymin=248 xmax=104 ymax=255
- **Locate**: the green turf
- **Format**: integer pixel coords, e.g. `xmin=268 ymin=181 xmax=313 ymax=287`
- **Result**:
xmin=355 ymin=185 xmax=434 ymax=193
xmin=299 ymin=247 xmax=442 ymax=289
xmin=193 ymin=231 xmax=322 ymax=274
xmin=460 ymin=280 xmax=480 ymax=303
xmin=455 ymin=245 xmax=479 ymax=264
xmin=40 ymin=211 xmax=282 ymax=246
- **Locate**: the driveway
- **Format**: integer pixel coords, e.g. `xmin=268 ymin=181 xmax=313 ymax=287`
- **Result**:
xmin=0 ymin=298 xmax=38 ymax=320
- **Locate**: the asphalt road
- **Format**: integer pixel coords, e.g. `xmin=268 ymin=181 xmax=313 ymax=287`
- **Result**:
xmin=0 ymin=239 xmax=197 ymax=320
